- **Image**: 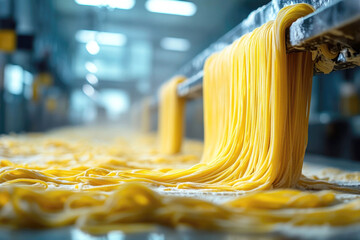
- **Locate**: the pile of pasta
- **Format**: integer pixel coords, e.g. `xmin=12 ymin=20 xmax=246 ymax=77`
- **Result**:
xmin=0 ymin=3 xmax=360 ymax=235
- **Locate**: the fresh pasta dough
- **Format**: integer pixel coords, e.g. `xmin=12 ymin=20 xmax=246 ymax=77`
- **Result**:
xmin=0 ymin=3 xmax=359 ymax=235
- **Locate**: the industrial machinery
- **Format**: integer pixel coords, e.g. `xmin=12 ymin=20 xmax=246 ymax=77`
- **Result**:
xmin=176 ymin=0 xmax=360 ymax=98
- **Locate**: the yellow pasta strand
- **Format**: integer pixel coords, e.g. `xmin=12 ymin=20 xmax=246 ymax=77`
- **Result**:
xmin=158 ymin=76 xmax=186 ymax=154
xmin=109 ymin=3 xmax=316 ymax=191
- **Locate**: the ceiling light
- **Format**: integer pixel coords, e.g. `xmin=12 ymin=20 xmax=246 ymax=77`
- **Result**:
xmin=160 ymin=37 xmax=190 ymax=51
xmin=82 ymin=84 xmax=96 ymax=97
xmin=4 ymin=65 xmax=23 ymax=95
xmin=86 ymin=73 xmax=99 ymax=85
xmin=76 ymin=30 xmax=127 ymax=46
xmin=75 ymin=0 xmax=135 ymax=10
xmin=145 ymin=0 xmax=196 ymax=16
xmin=85 ymin=62 xmax=98 ymax=73
xmin=86 ymin=40 xmax=100 ymax=55
xmin=96 ymin=32 xmax=127 ymax=46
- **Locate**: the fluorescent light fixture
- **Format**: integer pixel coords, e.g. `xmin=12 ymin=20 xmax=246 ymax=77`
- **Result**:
xmin=145 ymin=0 xmax=196 ymax=16
xmin=4 ymin=65 xmax=23 ymax=95
xmin=96 ymin=32 xmax=127 ymax=46
xmin=82 ymin=84 xmax=96 ymax=97
xmin=86 ymin=40 xmax=100 ymax=55
xmin=75 ymin=0 xmax=135 ymax=10
xmin=86 ymin=73 xmax=99 ymax=85
xmin=85 ymin=62 xmax=98 ymax=73
xmin=160 ymin=37 xmax=190 ymax=51
xmin=76 ymin=30 xmax=127 ymax=46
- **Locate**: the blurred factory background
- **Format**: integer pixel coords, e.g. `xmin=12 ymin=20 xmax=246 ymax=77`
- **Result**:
xmin=1 ymin=0 xmax=360 ymax=160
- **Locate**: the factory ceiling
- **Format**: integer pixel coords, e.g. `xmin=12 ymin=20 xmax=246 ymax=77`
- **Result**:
xmin=52 ymin=0 xmax=267 ymax=94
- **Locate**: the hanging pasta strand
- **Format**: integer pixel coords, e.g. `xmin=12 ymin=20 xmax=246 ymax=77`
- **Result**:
xmin=158 ymin=76 xmax=186 ymax=154
xmin=112 ymin=3 xmax=316 ymax=191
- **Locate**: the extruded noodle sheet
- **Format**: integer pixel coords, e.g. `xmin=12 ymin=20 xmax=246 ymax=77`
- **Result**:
xmin=0 ymin=3 xmax=360 ymax=234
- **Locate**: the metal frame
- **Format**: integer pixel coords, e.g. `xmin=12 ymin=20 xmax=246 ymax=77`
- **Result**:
xmin=176 ymin=0 xmax=360 ymax=99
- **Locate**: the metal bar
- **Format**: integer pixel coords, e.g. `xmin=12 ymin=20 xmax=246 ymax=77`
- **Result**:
xmin=177 ymin=70 xmax=203 ymax=99
xmin=177 ymin=0 xmax=360 ymax=99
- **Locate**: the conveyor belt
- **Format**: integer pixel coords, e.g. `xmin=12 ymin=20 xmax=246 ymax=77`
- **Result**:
xmin=177 ymin=0 xmax=360 ymax=99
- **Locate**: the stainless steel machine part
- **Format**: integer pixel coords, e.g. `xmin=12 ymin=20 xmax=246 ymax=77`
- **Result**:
xmin=176 ymin=0 xmax=360 ymax=99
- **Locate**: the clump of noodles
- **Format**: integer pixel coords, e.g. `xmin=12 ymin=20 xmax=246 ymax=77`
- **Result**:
xmin=1 ymin=183 xmax=360 ymax=234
